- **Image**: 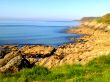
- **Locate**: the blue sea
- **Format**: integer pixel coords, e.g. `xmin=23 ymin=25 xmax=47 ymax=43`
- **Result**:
xmin=0 ymin=20 xmax=80 ymax=47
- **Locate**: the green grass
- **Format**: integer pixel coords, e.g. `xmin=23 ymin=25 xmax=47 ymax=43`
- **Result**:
xmin=96 ymin=13 xmax=110 ymax=24
xmin=1 ymin=55 xmax=110 ymax=82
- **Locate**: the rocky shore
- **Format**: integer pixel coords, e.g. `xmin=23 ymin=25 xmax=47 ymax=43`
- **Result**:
xmin=0 ymin=45 xmax=55 ymax=73
xmin=1 ymin=21 xmax=110 ymax=73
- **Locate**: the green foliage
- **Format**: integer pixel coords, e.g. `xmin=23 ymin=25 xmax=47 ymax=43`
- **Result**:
xmin=81 ymin=17 xmax=98 ymax=22
xmin=0 ymin=66 xmax=50 ymax=82
xmin=97 ymin=13 xmax=110 ymax=24
xmin=1 ymin=55 xmax=110 ymax=82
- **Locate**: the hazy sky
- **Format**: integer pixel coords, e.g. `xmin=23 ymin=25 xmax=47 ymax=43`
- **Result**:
xmin=0 ymin=0 xmax=110 ymax=20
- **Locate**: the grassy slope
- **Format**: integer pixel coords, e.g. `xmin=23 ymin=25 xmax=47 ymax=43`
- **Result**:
xmin=97 ymin=13 xmax=110 ymax=24
xmin=81 ymin=17 xmax=99 ymax=22
xmin=1 ymin=54 xmax=110 ymax=82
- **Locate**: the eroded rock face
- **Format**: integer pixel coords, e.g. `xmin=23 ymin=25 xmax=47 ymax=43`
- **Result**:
xmin=0 ymin=45 xmax=18 ymax=52
xmin=0 ymin=55 xmax=22 ymax=73
xmin=82 ymin=21 xmax=110 ymax=32
xmin=36 ymin=55 xmax=60 ymax=68
xmin=0 ymin=45 xmax=18 ymax=59
xmin=0 ymin=52 xmax=34 ymax=73
xmin=0 ymin=45 xmax=57 ymax=73
xmin=20 ymin=45 xmax=55 ymax=58
xmin=0 ymin=51 xmax=21 ymax=67
xmin=0 ymin=49 xmax=6 ymax=59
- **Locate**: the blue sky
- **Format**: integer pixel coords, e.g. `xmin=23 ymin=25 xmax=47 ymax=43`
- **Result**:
xmin=0 ymin=0 xmax=110 ymax=20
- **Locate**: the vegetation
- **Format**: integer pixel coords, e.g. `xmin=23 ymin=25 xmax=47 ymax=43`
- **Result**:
xmin=97 ymin=13 xmax=110 ymax=24
xmin=81 ymin=17 xmax=98 ymax=22
xmin=81 ymin=13 xmax=110 ymax=24
xmin=1 ymin=55 xmax=110 ymax=82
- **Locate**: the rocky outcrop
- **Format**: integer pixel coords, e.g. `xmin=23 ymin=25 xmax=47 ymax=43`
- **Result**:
xmin=0 ymin=45 xmax=55 ymax=73
xmin=0 ymin=55 xmax=22 ymax=73
xmin=0 ymin=49 xmax=6 ymax=59
xmin=0 ymin=45 xmax=18 ymax=58
xmin=20 ymin=45 xmax=55 ymax=58
xmin=34 ymin=42 xmax=94 ymax=68
xmin=0 ymin=51 xmax=21 ymax=67
xmin=81 ymin=21 xmax=110 ymax=32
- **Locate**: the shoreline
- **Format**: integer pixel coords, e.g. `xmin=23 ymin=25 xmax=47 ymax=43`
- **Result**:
xmin=1 ymin=22 xmax=110 ymax=73
xmin=67 ymin=24 xmax=110 ymax=64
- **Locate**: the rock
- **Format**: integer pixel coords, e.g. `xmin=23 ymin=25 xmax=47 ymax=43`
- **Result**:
xmin=0 ymin=55 xmax=34 ymax=73
xmin=0 ymin=51 xmax=21 ymax=67
xmin=20 ymin=45 xmax=55 ymax=58
xmin=36 ymin=56 xmax=60 ymax=68
xmin=18 ymin=55 xmax=33 ymax=69
xmin=0 ymin=45 xmax=18 ymax=59
xmin=104 ymin=25 xmax=110 ymax=32
xmin=0 ymin=55 xmax=22 ymax=73
xmin=1 ymin=45 xmax=18 ymax=52
xmin=0 ymin=48 xmax=6 ymax=59
xmin=20 ymin=45 xmax=34 ymax=52
xmin=27 ymin=58 xmax=38 ymax=64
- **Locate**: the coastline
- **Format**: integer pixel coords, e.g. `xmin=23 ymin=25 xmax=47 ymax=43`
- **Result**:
xmin=1 ymin=21 xmax=110 ymax=73
xmin=67 ymin=23 xmax=110 ymax=64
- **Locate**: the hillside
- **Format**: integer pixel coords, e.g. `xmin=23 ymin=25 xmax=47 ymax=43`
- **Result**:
xmin=81 ymin=17 xmax=98 ymax=22
xmin=97 ymin=13 xmax=110 ymax=24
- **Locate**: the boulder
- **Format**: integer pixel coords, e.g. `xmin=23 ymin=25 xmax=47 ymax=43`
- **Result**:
xmin=0 ymin=55 xmax=34 ymax=73
xmin=1 ymin=45 xmax=18 ymax=52
xmin=0 ymin=51 xmax=21 ymax=67
xmin=0 ymin=48 xmax=6 ymax=59
xmin=20 ymin=45 xmax=55 ymax=58
xmin=18 ymin=55 xmax=33 ymax=69
xmin=27 ymin=58 xmax=38 ymax=64
xmin=0 ymin=55 xmax=22 ymax=73
xmin=0 ymin=45 xmax=18 ymax=59
xmin=104 ymin=25 xmax=110 ymax=32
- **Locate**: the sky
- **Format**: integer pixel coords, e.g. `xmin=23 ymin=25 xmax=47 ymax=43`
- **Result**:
xmin=0 ymin=0 xmax=110 ymax=20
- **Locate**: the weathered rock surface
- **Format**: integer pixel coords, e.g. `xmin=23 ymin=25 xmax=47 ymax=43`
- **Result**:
xmin=20 ymin=45 xmax=55 ymax=57
xmin=0 ymin=55 xmax=22 ymax=73
xmin=0 ymin=45 xmax=18 ymax=59
xmin=0 ymin=45 xmax=56 ymax=73
xmin=35 ymin=22 xmax=110 ymax=68
xmin=0 ymin=49 xmax=6 ymax=59
xmin=0 ymin=51 xmax=21 ymax=67
xmin=81 ymin=21 xmax=110 ymax=32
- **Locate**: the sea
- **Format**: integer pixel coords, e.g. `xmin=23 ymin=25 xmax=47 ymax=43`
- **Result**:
xmin=0 ymin=20 xmax=80 ymax=47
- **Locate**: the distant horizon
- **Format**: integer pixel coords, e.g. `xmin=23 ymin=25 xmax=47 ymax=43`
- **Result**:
xmin=0 ymin=15 xmax=102 ymax=21
xmin=0 ymin=12 xmax=107 ymax=21
xmin=0 ymin=17 xmax=79 ymax=21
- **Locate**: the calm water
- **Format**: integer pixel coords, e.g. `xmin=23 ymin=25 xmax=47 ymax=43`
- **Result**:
xmin=0 ymin=20 xmax=80 ymax=47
